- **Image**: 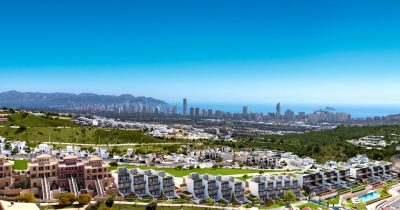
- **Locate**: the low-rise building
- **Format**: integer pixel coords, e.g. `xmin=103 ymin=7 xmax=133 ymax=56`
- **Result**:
xmin=124 ymin=168 xmax=177 ymax=199
xmin=249 ymin=175 xmax=301 ymax=201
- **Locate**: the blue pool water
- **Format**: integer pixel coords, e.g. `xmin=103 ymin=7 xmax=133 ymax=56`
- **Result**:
xmin=358 ymin=192 xmax=380 ymax=203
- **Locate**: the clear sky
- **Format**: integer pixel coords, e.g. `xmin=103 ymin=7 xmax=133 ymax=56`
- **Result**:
xmin=1 ymin=0 xmax=400 ymax=104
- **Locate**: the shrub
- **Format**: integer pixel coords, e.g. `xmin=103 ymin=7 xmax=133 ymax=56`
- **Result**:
xmin=105 ymin=197 xmax=114 ymax=208
xmin=16 ymin=193 xmax=36 ymax=203
xmin=78 ymin=193 xmax=92 ymax=205
xmin=264 ymin=198 xmax=274 ymax=206
xmin=58 ymin=192 xmax=77 ymax=207
xmin=109 ymin=161 xmax=118 ymax=166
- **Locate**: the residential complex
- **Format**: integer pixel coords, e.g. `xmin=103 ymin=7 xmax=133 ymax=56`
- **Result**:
xmin=249 ymin=174 xmax=301 ymax=201
xmin=113 ymin=168 xmax=178 ymax=199
xmin=0 ymin=149 xmax=396 ymax=208
xmin=185 ymin=173 xmax=247 ymax=203
xmin=1 ymin=154 xmax=117 ymax=201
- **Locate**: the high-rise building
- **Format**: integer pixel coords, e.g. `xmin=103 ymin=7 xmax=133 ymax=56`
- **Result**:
xmin=195 ymin=107 xmax=200 ymax=117
xmin=190 ymin=107 xmax=195 ymax=117
xmin=298 ymin=112 xmax=306 ymax=120
xmin=242 ymin=106 xmax=248 ymax=115
xmin=183 ymin=98 xmax=187 ymax=115
xmin=284 ymin=109 xmax=295 ymax=122
xmin=275 ymin=103 xmax=281 ymax=122
xmin=207 ymin=109 xmax=213 ymax=117
xmin=172 ymin=106 xmax=177 ymax=115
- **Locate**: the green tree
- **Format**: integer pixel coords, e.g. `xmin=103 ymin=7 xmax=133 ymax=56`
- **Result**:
xmin=11 ymin=147 xmax=19 ymax=155
xmin=282 ymin=190 xmax=297 ymax=203
xmin=4 ymin=142 xmax=11 ymax=150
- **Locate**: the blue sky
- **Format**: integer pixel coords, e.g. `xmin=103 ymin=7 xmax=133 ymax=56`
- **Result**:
xmin=1 ymin=0 xmax=400 ymax=104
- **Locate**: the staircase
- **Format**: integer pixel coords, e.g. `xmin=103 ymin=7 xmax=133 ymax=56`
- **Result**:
xmin=69 ymin=177 xmax=79 ymax=196
xmin=42 ymin=176 xmax=52 ymax=200
xmin=95 ymin=178 xmax=105 ymax=195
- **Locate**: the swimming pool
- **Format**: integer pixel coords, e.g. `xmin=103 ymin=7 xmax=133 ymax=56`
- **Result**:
xmin=358 ymin=192 xmax=380 ymax=203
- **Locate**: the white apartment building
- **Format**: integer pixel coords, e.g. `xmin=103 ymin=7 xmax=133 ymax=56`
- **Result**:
xmin=185 ymin=173 xmax=248 ymax=203
xmin=249 ymin=175 xmax=301 ymax=201
xmin=123 ymin=168 xmax=178 ymax=199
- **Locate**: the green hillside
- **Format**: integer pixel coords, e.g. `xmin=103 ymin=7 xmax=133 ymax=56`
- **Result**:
xmin=0 ymin=112 xmax=164 ymax=145
xmin=221 ymin=125 xmax=400 ymax=163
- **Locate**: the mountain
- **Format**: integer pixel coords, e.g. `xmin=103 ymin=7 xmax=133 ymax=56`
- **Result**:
xmin=0 ymin=90 xmax=170 ymax=110
xmin=323 ymin=106 xmax=336 ymax=112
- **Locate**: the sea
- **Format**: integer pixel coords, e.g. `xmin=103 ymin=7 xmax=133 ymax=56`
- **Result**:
xmin=173 ymin=103 xmax=400 ymax=118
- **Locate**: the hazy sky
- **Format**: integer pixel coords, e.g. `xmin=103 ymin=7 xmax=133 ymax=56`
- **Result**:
xmin=1 ymin=0 xmax=400 ymax=104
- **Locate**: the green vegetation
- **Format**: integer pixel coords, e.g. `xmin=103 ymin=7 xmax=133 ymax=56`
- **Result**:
xmin=297 ymin=202 xmax=329 ymax=210
xmin=85 ymin=203 xmax=219 ymax=210
xmin=220 ymin=125 xmax=400 ymax=163
xmin=386 ymin=180 xmax=398 ymax=187
xmin=322 ymin=195 xmax=340 ymax=205
xmin=351 ymin=184 xmax=367 ymax=193
xmin=0 ymin=112 xmax=168 ymax=145
xmin=6 ymin=112 xmax=76 ymax=127
xmin=110 ymin=164 xmax=290 ymax=177
xmin=12 ymin=159 xmax=30 ymax=170
xmin=377 ymin=188 xmax=389 ymax=197
xmin=3 ymin=111 xmax=400 ymax=164
xmin=337 ymin=188 xmax=351 ymax=195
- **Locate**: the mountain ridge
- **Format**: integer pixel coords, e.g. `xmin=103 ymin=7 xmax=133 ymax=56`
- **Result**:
xmin=0 ymin=90 xmax=170 ymax=109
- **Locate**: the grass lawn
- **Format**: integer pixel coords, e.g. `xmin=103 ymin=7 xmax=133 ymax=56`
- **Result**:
xmin=110 ymin=164 xmax=291 ymax=177
xmin=12 ymin=159 xmax=30 ymax=170
xmin=322 ymin=195 xmax=340 ymax=205
xmin=377 ymin=189 xmax=389 ymax=197
xmin=351 ymin=184 xmax=367 ymax=192
xmin=297 ymin=203 xmax=329 ymax=210
xmin=386 ymin=180 xmax=398 ymax=186
xmin=259 ymin=203 xmax=285 ymax=209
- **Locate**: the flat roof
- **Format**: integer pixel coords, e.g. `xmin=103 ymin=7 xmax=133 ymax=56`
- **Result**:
xmin=0 ymin=200 xmax=40 ymax=210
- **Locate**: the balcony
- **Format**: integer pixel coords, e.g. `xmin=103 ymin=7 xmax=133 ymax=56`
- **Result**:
xmin=208 ymin=189 xmax=218 ymax=195
xmin=208 ymin=184 xmax=218 ymax=190
xmin=148 ymin=185 xmax=160 ymax=191
xmin=235 ymin=187 xmax=243 ymax=192
xmin=163 ymin=181 xmax=174 ymax=186
xmin=163 ymin=186 xmax=174 ymax=192
xmin=221 ymin=189 xmax=231 ymax=196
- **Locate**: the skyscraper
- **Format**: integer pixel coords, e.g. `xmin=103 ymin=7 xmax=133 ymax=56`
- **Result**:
xmin=183 ymin=98 xmax=187 ymax=115
xmin=242 ymin=106 xmax=248 ymax=115
xmin=195 ymin=107 xmax=200 ymax=117
xmin=284 ymin=109 xmax=294 ymax=122
xmin=275 ymin=102 xmax=281 ymax=122
xmin=189 ymin=107 xmax=195 ymax=117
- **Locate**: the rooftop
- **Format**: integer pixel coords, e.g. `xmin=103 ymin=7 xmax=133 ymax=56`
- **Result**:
xmin=0 ymin=200 xmax=40 ymax=210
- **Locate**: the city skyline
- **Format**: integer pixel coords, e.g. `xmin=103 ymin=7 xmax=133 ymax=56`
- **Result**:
xmin=2 ymin=1 xmax=400 ymax=104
